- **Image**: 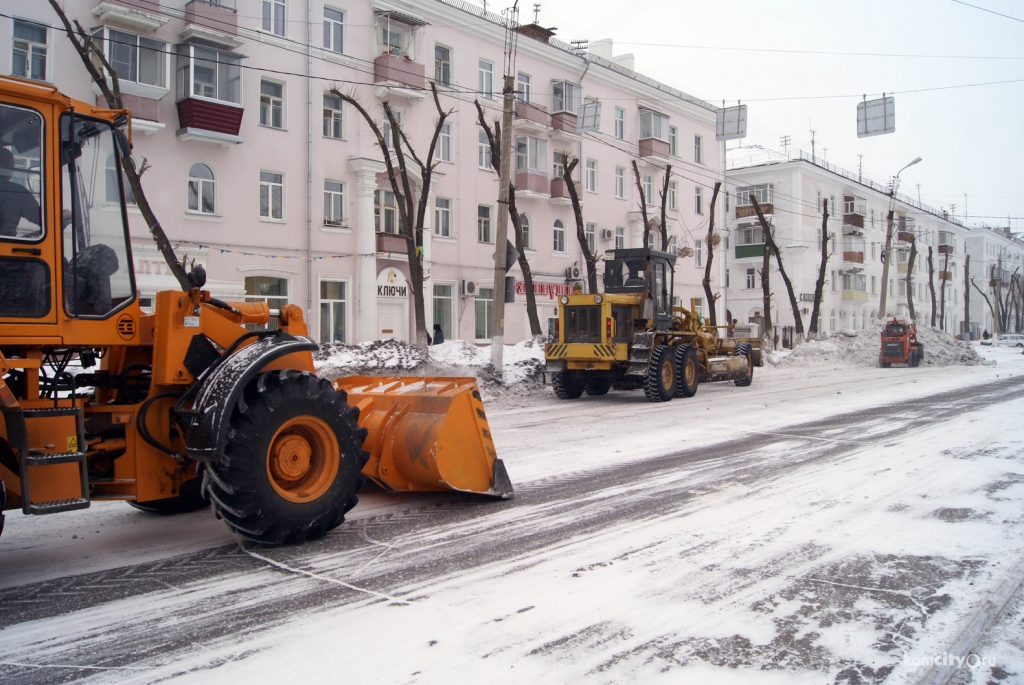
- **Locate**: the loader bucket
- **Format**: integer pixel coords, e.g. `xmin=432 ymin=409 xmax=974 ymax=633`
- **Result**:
xmin=331 ymin=376 xmax=513 ymax=499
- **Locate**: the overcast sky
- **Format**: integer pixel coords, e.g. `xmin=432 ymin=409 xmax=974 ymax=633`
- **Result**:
xmin=517 ymin=0 xmax=1024 ymax=230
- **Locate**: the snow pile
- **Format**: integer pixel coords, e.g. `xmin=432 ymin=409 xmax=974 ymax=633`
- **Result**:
xmin=768 ymin=324 xmax=983 ymax=368
xmin=314 ymin=339 xmax=428 ymax=375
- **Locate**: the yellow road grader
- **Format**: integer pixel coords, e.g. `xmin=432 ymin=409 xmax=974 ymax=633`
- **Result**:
xmin=545 ymin=248 xmax=760 ymax=402
xmin=0 ymin=77 xmax=510 ymax=544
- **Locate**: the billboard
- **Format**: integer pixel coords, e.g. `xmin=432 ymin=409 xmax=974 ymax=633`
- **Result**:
xmin=716 ymin=104 xmax=747 ymax=141
xmin=857 ymin=96 xmax=895 ymax=138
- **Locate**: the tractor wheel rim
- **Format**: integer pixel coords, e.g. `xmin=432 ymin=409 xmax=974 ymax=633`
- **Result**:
xmin=661 ymin=359 xmax=674 ymax=389
xmin=684 ymin=359 xmax=696 ymax=385
xmin=267 ymin=416 xmax=340 ymax=503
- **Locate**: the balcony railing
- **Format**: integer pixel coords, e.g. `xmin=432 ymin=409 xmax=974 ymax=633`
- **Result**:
xmin=176 ymin=97 xmax=244 ymax=137
xmin=736 ymin=204 xmax=772 ymax=219
xmin=639 ymin=137 xmax=669 ymax=161
xmin=735 ymin=244 xmax=765 ymax=259
xmin=938 ymin=270 xmax=953 ymax=281
xmin=843 ymin=213 xmax=864 ymax=229
xmin=515 ymin=171 xmax=549 ymax=197
xmin=376 ymin=232 xmax=408 ymax=254
xmin=515 ymin=101 xmax=550 ymax=128
xmin=373 ymin=53 xmax=425 ymax=90
xmin=184 ymin=0 xmax=238 ymax=34
xmin=843 ymin=251 xmax=864 ymax=264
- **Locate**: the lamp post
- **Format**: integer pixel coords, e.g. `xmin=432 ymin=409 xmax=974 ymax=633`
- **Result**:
xmin=878 ymin=157 xmax=921 ymax=320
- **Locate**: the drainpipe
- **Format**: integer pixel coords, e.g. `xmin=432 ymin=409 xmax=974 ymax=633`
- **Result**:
xmin=720 ymin=138 xmax=728 ymax=326
xmin=306 ymin=0 xmax=313 ymax=325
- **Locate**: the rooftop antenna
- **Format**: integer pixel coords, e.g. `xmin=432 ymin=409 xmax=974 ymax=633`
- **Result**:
xmin=570 ymin=39 xmax=589 ymax=56
xmin=917 ymin=183 xmax=921 ymax=203
xmin=822 ymin=147 xmax=828 ymax=164
xmin=533 ymin=3 xmax=540 ymax=23
xmin=810 ymin=128 xmax=816 ymax=161
xmin=857 ymin=154 xmax=863 ymax=182
xmin=780 ymin=135 xmax=791 ymax=158
xmin=482 ymin=0 xmax=488 ymax=14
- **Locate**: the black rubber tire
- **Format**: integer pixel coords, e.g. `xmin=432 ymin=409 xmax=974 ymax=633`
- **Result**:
xmin=584 ymin=373 xmax=612 ymax=396
xmin=204 ymin=370 xmax=368 ymax=545
xmin=553 ymin=371 xmax=585 ymax=399
xmin=733 ymin=342 xmax=754 ymax=387
xmin=673 ymin=345 xmax=699 ymax=398
xmin=879 ymin=358 xmax=892 ymax=368
xmin=644 ymin=345 xmax=675 ymax=402
xmin=128 ymin=467 xmax=209 ymax=515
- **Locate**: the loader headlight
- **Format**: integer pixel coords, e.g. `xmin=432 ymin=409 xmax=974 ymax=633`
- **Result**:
xmin=594 ymin=295 xmax=603 ymax=304
xmin=560 ymin=296 xmax=569 ymax=305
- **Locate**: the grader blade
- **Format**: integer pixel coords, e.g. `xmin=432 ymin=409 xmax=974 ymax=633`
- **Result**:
xmin=332 ymin=376 xmax=513 ymax=499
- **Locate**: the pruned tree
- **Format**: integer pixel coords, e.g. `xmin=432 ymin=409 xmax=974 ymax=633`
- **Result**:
xmin=631 ymin=161 xmax=652 ymax=248
xmin=47 ymin=0 xmax=190 ymax=290
xmin=808 ymin=200 xmax=831 ymax=338
xmin=752 ymin=196 xmax=802 ymax=342
xmin=656 ymin=166 xmax=672 ymax=250
xmin=963 ymin=254 xmax=970 ymax=338
xmin=997 ymin=268 xmax=1020 ymax=333
xmin=474 ymin=101 xmax=542 ymax=337
xmin=905 ymin=238 xmax=918 ymax=321
xmin=939 ymin=247 xmax=951 ymax=331
xmin=701 ymin=182 xmax=722 ymax=328
xmin=927 ymin=246 xmax=937 ymax=327
xmin=972 ymin=276 xmax=996 ymax=331
xmin=328 ymin=83 xmax=451 ymax=347
xmin=562 ymin=156 xmax=599 ymax=294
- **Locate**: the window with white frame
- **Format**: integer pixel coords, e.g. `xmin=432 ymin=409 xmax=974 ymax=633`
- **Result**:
xmin=668 ymin=180 xmax=677 ymax=210
xmin=615 ymin=166 xmax=625 ymax=199
xmin=615 ymin=226 xmax=625 ymax=250
xmin=323 ymin=93 xmax=343 ymax=139
xmin=735 ymin=224 xmax=764 ymax=246
xmin=380 ymin=109 xmax=404 ymax=151
xmin=695 ymin=239 xmax=703 ymax=266
xmin=843 ymin=273 xmax=867 ymax=292
xmin=259 ymin=171 xmax=284 ymax=219
xmin=516 ymin=136 xmax=548 ymax=175
xmin=817 ymin=190 xmax=822 ymax=213
xmin=695 ymin=186 xmax=703 ymax=215
xmin=433 ymin=283 xmax=454 ymax=340
xmin=188 ymin=163 xmax=216 ymax=214
xmin=12 ymin=20 xmax=47 ymax=81
xmin=319 ymin=280 xmax=347 ymax=343
xmin=552 ymin=80 xmax=581 ymax=114
xmin=585 ymin=159 xmax=597 ymax=192
xmin=175 ymin=45 xmax=241 ymax=104
xmin=475 ymin=287 xmax=493 ymax=339
xmin=553 ymin=151 xmax=566 ymax=180
xmin=647 ymin=232 xmax=656 ymax=249
xmin=478 ymin=130 xmax=493 ymax=169
xmin=92 ymin=28 xmax=166 ymax=89
xmin=435 ymin=45 xmax=451 ymax=86
xmin=734 ymin=184 xmax=773 ymax=206
xmin=324 ymin=180 xmax=344 ymax=225
xmin=639 ymin=109 xmax=669 ymax=141
xmin=614 ymin=107 xmax=625 ymax=139
xmin=553 ymin=219 xmax=566 ymax=252
xmin=436 ymin=121 xmax=452 ymax=162
xmin=105 ymin=153 xmax=136 ymax=205
xmin=434 ymin=197 xmax=451 ymax=237
xmin=479 ymin=60 xmax=493 ymax=99
xmin=585 ymin=223 xmax=596 ymax=254
xmin=520 ymin=213 xmax=531 ymax=249
xmin=478 ymin=205 xmax=492 ymax=243
xmin=260 ymin=79 xmax=284 ymax=128
xmin=746 ymin=268 xmax=756 ymax=289
xmin=642 ymin=175 xmax=653 ymax=204
xmin=246 ymin=277 xmax=288 ymax=330
xmin=694 ymin=134 xmax=703 ymax=163
xmin=517 ymin=72 xmax=531 ymax=102
xmin=324 ymin=7 xmax=344 ymax=53
xmin=668 ymin=235 xmax=677 ymax=253
xmin=375 ymin=190 xmax=397 ymax=233
xmin=263 ymin=0 xmax=286 ymax=36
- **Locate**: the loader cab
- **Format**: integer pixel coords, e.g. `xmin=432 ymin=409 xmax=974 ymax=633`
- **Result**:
xmin=603 ymin=248 xmax=675 ymax=330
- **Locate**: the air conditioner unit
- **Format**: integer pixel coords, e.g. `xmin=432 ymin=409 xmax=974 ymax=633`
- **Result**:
xmin=600 ymin=228 xmax=614 ymax=241
xmin=565 ymin=266 xmax=581 ymax=280
xmin=461 ymin=280 xmax=477 ymax=296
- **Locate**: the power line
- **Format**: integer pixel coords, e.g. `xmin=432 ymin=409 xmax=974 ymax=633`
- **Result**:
xmin=616 ymin=40 xmax=1024 ymax=61
xmin=949 ymin=0 xmax=1024 ymax=24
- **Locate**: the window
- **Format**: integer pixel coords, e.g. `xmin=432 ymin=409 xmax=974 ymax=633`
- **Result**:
xmin=693 ymin=297 xmax=703 ymax=317
xmin=434 ymin=198 xmax=451 ymax=237
xmin=433 ymin=283 xmax=454 ymax=340
xmin=643 ymin=175 xmax=653 ymax=204
xmin=668 ymin=181 xmax=677 ymax=210
xmin=553 ymin=219 xmax=566 ymax=252
xmin=478 ymin=130 xmax=493 ymax=170
xmin=553 ymin=151 xmax=566 ymax=180
xmin=479 ymin=60 xmax=493 ymax=99
xmin=694 ymin=134 xmax=703 ymax=163
xmin=435 ymin=45 xmax=451 ymax=86
xmin=735 ymin=225 xmax=764 ymax=246
xmin=586 ymin=223 xmax=596 ymax=254
xmin=831 ymin=270 xmax=838 ymax=292
xmin=324 ymin=7 xmax=344 ymax=53
xmin=830 ymin=309 xmax=836 ymax=333
xmin=871 ymin=275 xmax=877 ymax=294
xmin=746 ymin=268 xmax=756 ymax=289
xmin=695 ymin=239 xmax=703 ymax=266
xmin=381 ymin=109 xmax=403 ymax=151
xmin=475 ymin=287 xmax=494 ymax=339
xmin=520 ymin=214 xmax=531 ymax=249
xmin=105 ymin=154 xmax=136 ymax=205
xmin=669 ymin=126 xmax=678 ymax=156
xmin=639 ymin=109 xmax=669 ymax=141
xmin=695 ymin=186 xmax=703 ymax=215
xmin=175 ymin=45 xmax=241 ymax=104
xmin=647 ymin=232 xmax=656 ymax=250
xmin=246 ymin=277 xmax=288 ymax=330
xmin=817 ymin=191 xmax=822 ymax=213
xmin=844 ymin=195 xmax=866 ymax=215
xmin=614 ymin=107 xmax=625 ymax=139
xmin=843 ymin=273 xmax=867 ymax=292
xmin=323 ymin=93 xmax=344 ymax=139
xmin=478 ymin=205 xmax=492 ymax=243
xmin=615 ymin=167 xmax=625 ymax=199
xmin=615 ymin=226 xmax=625 ymax=250
xmin=516 ymin=136 xmax=548 ymax=175
xmin=375 ymin=190 xmax=396 ymax=233
xmin=188 ymin=163 xmax=215 ymax=214
xmin=319 ymin=280 xmax=346 ymax=343
xmin=871 ymin=209 xmax=875 ymax=227
xmin=260 ymin=80 xmax=284 ymax=128
xmin=436 ymin=122 xmax=452 ymax=162
xmin=94 ymin=28 xmax=166 ymax=89
xmin=734 ymin=184 xmax=773 ymax=206
xmin=263 ymin=0 xmax=286 ymax=36
xmin=324 ymin=180 xmax=344 ymax=225
xmin=260 ymin=172 xmax=284 ymax=219
xmin=552 ymin=80 xmax=581 ymax=114
xmin=585 ymin=159 xmax=597 ymax=192
xmin=939 ymin=230 xmax=955 ymax=248
xmin=517 ymin=72 xmax=531 ymax=102
xmin=12 ymin=20 xmax=47 ymax=81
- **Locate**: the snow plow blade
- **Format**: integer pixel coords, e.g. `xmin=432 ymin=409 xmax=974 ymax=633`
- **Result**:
xmin=332 ymin=376 xmax=513 ymax=499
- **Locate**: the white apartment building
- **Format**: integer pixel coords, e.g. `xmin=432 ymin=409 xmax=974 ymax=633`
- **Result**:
xmin=3 ymin=0 xmax=724 ymax=345
xmin=725 ymin=153 xmax=976 ymax=344
xmin=965 ymin=227 xmax=1024 ymax=335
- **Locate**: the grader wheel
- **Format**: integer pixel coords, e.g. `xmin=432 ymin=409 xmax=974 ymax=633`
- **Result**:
xmin=204 ymin=370 xmax=368 ymax=545
xmin=733 ymin=342 xmax=755 ymax=387
xmin=644 ymin=345 xmax=675 ymax=402
xmin=553 ymin=371 xmax=585 ymax=400
xmin=673 ymin=345 xmax=699 ymax=398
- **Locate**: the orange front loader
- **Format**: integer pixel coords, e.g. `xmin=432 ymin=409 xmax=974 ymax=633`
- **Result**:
xmin=0 ymin=76 xmax=511 ymax=544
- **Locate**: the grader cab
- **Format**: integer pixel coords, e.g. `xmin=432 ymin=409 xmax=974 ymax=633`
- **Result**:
xmin=0 ymin=77 xmax=511 ymax=543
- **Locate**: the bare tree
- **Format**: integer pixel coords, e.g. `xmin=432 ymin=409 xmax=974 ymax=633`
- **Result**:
xmin=939 ymin=248 xmax=951 ymax=331
xmin=808 ymin=200 xmax=831 ymax=338
xmin=927 ymin=246 xmax=937 ymax=327
xmin=631 ymin=161 xmax=652 ymax=248
xmin=752 ymin=196 xmax=802 ymax=342
xmin=972 ymin=276 xmax=997 ymax=330
xmin=656 ymin=166 xmax=672 ymax=250
xmin=328 ymin=84 xmax=451 ymax=347
xmin=963 ymin=254 xmax=970 ymax=338
xmin=905 ymin=238 xmax=918 ymax=321
xmin=474 ymin=101 xmax=542 ymax=337
xmin=47 ymin=0 xmax=190 ymax=290
xmin=561 ymin=157 xmax=599 ymax=294
xmin=701 ymin=182 xmax=722 ymax=328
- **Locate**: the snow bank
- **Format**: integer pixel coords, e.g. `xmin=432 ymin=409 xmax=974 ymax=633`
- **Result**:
xmin=767 ymin=323 xmax=983 ymax=368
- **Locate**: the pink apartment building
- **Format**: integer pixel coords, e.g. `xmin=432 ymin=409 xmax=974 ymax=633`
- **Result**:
xmin=4 ymin=0 xmax=724 ymax=344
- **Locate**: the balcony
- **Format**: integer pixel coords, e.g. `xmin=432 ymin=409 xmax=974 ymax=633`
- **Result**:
xmin=842 ymin=291 xmax=869 ymax=301
xmin=897 ymin=263 xmax=916 ymax=274
xmin=639 ymin=137 xmax=670 ymax=162
xmin=175 ymin=98 xmax=244 ymax=145
xmin=514 ymin=101 xmax=551 ymax=131
xmin=549 ymin=177 xmax=572 ymax=205
xmin=376 ymin=232 xmax=408 ymax=254
xmin=515 ymin=172 xmax=550 ymax=199
xmin=736 ymin=203 xmax=772 ymax=219
xmin=843 ymin=213 xmax=864 ymax=229
xmin=374 ymin=53 xmax=425 ymax=90
xmin=92 ymin=1 xmax=168 ymax=32
xmin=843 ymin=251 xmax=864 ymax=264
xmin=180 ymin=0 xmax=242 ymax=49
xmin=735 ymin=244 xmax=766 ymax=259
xmin=938 ymin=244 xmax=954 ymax=255
xmin=897 ymin=231 xmax=915 ymax=243
xmin=938 ymin=270 xmax=953 ymax=281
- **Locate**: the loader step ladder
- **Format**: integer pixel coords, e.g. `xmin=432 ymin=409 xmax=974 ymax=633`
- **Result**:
xmin=1 ymin=407 xmax=90 ymax=515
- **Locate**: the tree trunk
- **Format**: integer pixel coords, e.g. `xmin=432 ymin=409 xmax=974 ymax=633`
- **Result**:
xmin=963 ymin=254 xmax=970 ymax=338
xmin=808 ymin=200 xmax=831 ymax=338
xmin=562 ymin=157 xmax=599 ymax=294
xmin=928 ymin=247 xmax=937 ymax=327
xmin=906 ymin=238 xmax=917 ymax=321
xmin=753 ymin=196 xmax=802 ymax=341
xmin=702 ymin=182 xmax=722 ymax=328
xmin=939 ymin=250 xmax=950 ymax=331
xmin=631 ymin=161 xmax=651 ymax=247
xmin=760 ymin=221 xmax=773 ymax=345
xmin=971 ymin=277 xmax=996 ymax=330
xmin=658 ymin=166 xmax=671 ymax=250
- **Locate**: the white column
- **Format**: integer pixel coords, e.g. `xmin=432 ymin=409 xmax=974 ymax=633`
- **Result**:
xmin=349 ymin=158 xmax=386 ymax=343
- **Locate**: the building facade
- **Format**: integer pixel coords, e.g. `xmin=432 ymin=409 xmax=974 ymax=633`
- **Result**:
xmin=3 ymin=0 xmax=724 ymax=345
xmin=964 ymin=227 xmax=1024 ymax=335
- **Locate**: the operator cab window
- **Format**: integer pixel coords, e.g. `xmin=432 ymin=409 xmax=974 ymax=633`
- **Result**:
xmin=0 ymin=104 xmax=44 ymax=242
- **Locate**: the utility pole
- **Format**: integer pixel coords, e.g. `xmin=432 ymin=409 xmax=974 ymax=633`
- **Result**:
xmin=879 ymin=157 xmax=922 ymax=319
xmin=810 ymin=129 xmax=816 ymax=161
xmin=780 ymin=135 xmax=790 ymax=158
xmin=490 ymin=3 xmax=518 ymax=370
xmin=857 ymin=154 xmax=863 ymax=182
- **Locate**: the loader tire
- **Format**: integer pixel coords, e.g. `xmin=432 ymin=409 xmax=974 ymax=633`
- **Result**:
xmin=128 ymin=467 xmax=209 ymax=515
xmin=673 ymin=345 xmax=699 ymax=398
xmin=733 ymin=342 xmax=754 ymax=387
xmin=553 ymin=371 xmax=585 ymax=399
xmin=584 ymin=373 xmax=612 ymax=396
xmin=205 ymin=370 xmax=368 ymax=545
xmin=644 ymin=345 xmax=675 ymax=403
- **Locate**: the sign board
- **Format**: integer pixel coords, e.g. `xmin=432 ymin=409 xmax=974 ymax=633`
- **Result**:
xmin=577 ymin=101 xmax=602 ymax=133
xmin=857 ymin=96 xmax=895 ymax=138
xmin=716 ymin=104 xmax=747 ymax=141
xmin=376 ymin=267 xmax=408 ymax=298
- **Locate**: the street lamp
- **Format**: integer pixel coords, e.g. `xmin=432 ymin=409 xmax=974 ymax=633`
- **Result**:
xmin=878 ymin=157 xmax=922 ymax=320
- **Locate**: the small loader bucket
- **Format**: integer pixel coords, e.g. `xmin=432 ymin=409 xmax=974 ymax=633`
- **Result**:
xmin=332 ymin=376 xmax=513 ymax=499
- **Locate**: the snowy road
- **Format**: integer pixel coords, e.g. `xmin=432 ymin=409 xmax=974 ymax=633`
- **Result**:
xmin=2 ymin=350 xmax=1024 ymax=684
